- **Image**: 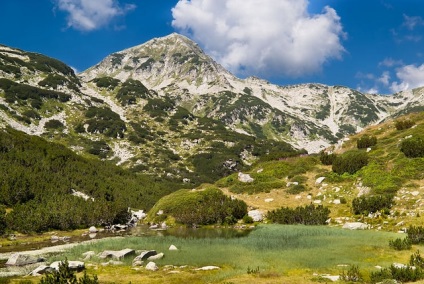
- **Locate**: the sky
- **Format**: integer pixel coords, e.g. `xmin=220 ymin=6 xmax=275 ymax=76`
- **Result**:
xmin=1 ymin=1 xmax=424 ymax=94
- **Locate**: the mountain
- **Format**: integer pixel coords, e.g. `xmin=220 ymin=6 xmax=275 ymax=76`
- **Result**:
xmin=80 ymin=33 xmax=424 ymax=153
xmin=1 ymin=34 xmax=424 ymax=184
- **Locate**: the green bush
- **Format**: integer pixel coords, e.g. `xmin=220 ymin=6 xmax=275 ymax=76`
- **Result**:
xmin=45 ymin=120 xmax=64 ymax=129
xmin=340 ymin=265 xmax=363 ymax=282
xmin=267 ymin=204 xmax=330 ymax=225
xmin=332 ymin=150 xmax=368 ymax=175
xmin=410 ymin=250 xmax=424 ymax=268
xmin=407 ymin=226 xmax=424 ymax=244
xmin=92 ymin=77 xmax=120 ymax=89
xmin=39 ymin=259 xmax=98 ymax=284
xmin=319 ymin=151 xmax=337 ymax=165
xmin=351 ymin=195 xmax=394 ymax=215
xmin=389 ymin=237 xmax=412 ymax=250
xmin=395 ymin=119 xmax=415 ymax=130
xmin=400 ymin=136 xmax=424 ymax=158
xmin=357 ymin=135 xmax=377 ymax=149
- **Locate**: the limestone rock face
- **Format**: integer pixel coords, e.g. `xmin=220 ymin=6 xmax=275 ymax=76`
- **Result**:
xmin=342 ymin=222 xmax=368 ymax=230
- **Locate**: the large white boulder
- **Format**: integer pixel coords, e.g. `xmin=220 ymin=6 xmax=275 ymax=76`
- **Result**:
xmin=316 ymin=177 xmax=326 ymax=184
xmin=238 ymin=172 xmax=254 ymax=183
xmin=145 ymin=261 xmax=158 ymax=271
xmin=169 ymin=245 xmax=178 ymax=251
xmin=248 ymin=210 xmax=263 ymax=222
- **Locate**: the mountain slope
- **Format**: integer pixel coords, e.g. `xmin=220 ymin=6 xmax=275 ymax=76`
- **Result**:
xmin=80 ymin=33 xmax=424 ymax=153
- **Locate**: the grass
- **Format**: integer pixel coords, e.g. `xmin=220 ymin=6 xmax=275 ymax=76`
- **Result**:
xmin=15 ymin=225 xmax=410 ymax=283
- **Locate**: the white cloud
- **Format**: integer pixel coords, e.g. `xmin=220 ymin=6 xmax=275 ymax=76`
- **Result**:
xmin=377 ymin=71 xmax=390 ymax=86
xmin=403 ymin=14 xmax=424 ymax=31
xmin=378 ymin=58 xmax=403 ymax=68
xmin=54 ymin=0 xmax=136 ymax=31
xmin=390 ymin=64 xmax=424 ymax=92
xmin=171 ymin=0 xmax=345 ymax=78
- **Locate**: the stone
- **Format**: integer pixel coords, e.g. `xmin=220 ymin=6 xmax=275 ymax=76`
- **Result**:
xmin=342 ymin=222 xmax=368 ymax=230
xmin=147 ymin=253 xmax=164 ymax=261
xmin=98 ymin=248 xmax=135 ymax=259
xmin=195 ymin=266 xmax=220 ymax=271
xmin=316 ymin=177 xmax=326 ymax=184
xmin=321 ymin=274 xmax=340 ymax=282
xmin=313 ymin=200 xmax=322 ymax=204
xmin=50 ymin=261 xmax=85 ymax=271
xmin=412 ymin=191 xmax=420 ymax=196
xmin=89 ymin=233 xmax=97 ymax=239
xmin=30 ymin=265 xmax=52 ymax=276
xmin=132 ymin=260 xmax=143 ymax=267
xmin=134 ymin=250 xmax=157 ymax=261
xmin=264 ymin=198 xmax=274 ymax=203
xmin=6 ymin=254 xmax=43 ymax=266
xmin=238 ymin=172 xmax=254 ymax=183
xmin=82 ymin=251 xmax=96 ymax=260
xmin=145 ymin=261 xmax=158 ymax=271
xmin=88 ymin=226 xmax=98 ymax=233
xmin=248 ymin=210 xmax=263 ymax=222
xmin=333 ymin=199 xmax=341 ymax=204
xmin=169 ymin=245 xmax=178 ymax=251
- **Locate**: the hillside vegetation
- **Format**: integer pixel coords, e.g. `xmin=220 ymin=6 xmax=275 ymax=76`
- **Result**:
xmin=0 ymin=127 xmax=178 ymax=233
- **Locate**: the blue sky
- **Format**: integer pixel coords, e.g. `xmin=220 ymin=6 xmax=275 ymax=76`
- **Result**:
xmin=1 ymin=1 xmax=424 ymax=94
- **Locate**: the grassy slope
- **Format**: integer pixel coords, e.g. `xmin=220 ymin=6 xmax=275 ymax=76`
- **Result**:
xmin=215 ymin=112 xmax=424 ymax=231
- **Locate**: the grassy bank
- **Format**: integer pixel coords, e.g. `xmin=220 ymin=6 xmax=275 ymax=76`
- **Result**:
xmin=13 ymin=225 xmax=413 ymax=283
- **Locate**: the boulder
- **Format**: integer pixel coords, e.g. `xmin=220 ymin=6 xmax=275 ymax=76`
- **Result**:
xmin=195 ymin=266 xmax=220 ymax=271
xmin=316 ymin=177 xmax=326 ymax=184
xmin=145 ymin=261 xmax=158 ymax=271
xmin=169 ymin=245 xmax=178 ymax=251
xmin=6 ymin=254 xmax=43 ymax=266
xmin=147 ymin=253 xmax=164 ymax=261
xmin=342 ymin=222 xmax=368 ymax=230
xmin=248 ymin=210 xmax=263 ymax=222
xmin=132 ymin=260 xmax=143 ymax=267
xmin=50 ymin=261 xmax=85 ymax=272
xmin=238 ymin=172 xmax=254 ymax=183
xmin=98 ymin=248 xmax=135 ymax=259
xmin=264 ymin=198 xmax=274 ymax=203
xmin=29 ymin=265 xmax=53 ymax=276
xmin=88 ymin=226 xmax=98 ymax=233
xmin=133 ymin=250 xmax=157 ymax=261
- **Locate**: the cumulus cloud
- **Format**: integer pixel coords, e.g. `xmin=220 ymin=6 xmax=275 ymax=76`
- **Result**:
xmin=171 ymin=0 xmax=345 ymax=78
xmin=378 ymin=58 xmax=403 ymax=68
xmin=390 ymin=64 xmax=424 ymax=92
xmin=403 ymin=14 xmax=424 ymax=31
xmin=54 ymin=0 xmax=136 ymax=31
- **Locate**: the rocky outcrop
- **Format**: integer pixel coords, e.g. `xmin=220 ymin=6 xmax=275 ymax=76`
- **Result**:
xmin=98 ymin=248 xmax=135 ymax=260
xmin=6 ymin=254 xmax=44 ymax=266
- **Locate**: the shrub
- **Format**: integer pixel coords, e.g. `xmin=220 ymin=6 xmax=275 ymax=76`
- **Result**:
xmin=92 ymin=77 xmax=120 ymax=89
xmin=370 ymin=265 xmax=424 ymax=283
xmin=332 ymin=150 xmax=368 ymax=175
xmin=44 ymin=119 xmax=64 ymax=129
xmin=39 ymin=259 xmax=98 ymax=284
xmin=410 ymin=250 xmax=424 ymax=268
xmin=395 ymin=119 xmax=415 ymax=130
xmin=407 ymin=226 xmax=424 ymax=244
xmin=401 ymin=136 xmax=424 ymax=158
xmin=389 ymin=237 xmax=412 ymax=250
xmin=267 ymin=204 xmax=330 ymax=225
xmin=340 ymin=265 xmax=363 ymax=282
xmin=319 ymin=151 xmax=337 ymax=165
xmin=351 ymin=194 xmax=394 ymax=215
xmin=357 ymin=135 xmax=377 ymax=149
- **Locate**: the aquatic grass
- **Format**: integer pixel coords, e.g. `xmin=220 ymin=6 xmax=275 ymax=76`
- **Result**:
xmin=46 ymin=225 xmax=407 ymax=283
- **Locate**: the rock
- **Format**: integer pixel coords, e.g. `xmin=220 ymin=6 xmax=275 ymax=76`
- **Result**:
xmin=412 ymin=191 xmax=420 ymax=196
xmin=256 ymin=168 xmax=263 ymax=173
xmin=195 ymin=266 xmax=220 ymax=271
xmin=98 ymin=248 xmax=135 ymax=259
xmin=50 ymin=261 xmax=85 ymax=271
xmin=82 ymin=251 xmax=96 ymax=260
xmin=88 ymin=226 xmax=98 ymax=233
xmin=147 ymin=253 xmax=164 ymax=261
xmin=316 ymin=177 xmax=326 ymax=184
xmin=89 ymin=233 xmax=97 ymax=239
xmin=30 ymin=265 xmax=52 ymax=276
xmin=6 ymin=254 xmax=43 ymax=266
xmin=238 ymin=172 xmax=254 ymax=183
xmin=145 ymin=261 xmax=158 ymax=271
xmin=366 ymin=147 xmax=372 ymax=153
xmin=264 ymin=198 xmax=274 ymax=203
xmin=295 ymin=195 xmax=302 ymax=199
xmin=248 ymin=210 xmax=263 ymax=222
xmin=342 ymin=222 xmax=368 ymax=230
xmin=132 ymin=260 xmax=143 ymax=267
xmin=169 ymin=245 xmax=178 ymax=251
xmin=333 ymin=199 xmax=341 ymax=204
xmin=157 ymin=210 xmax=164 ymax=215
xmin=321 ymin=274 xmax=340 ymax=282
xmin=134 ymin=250 xmax=157 ymax=261
xmin=313 ymin=200 xmax=322 ymax=204
xmin=108 ymin=260 xmax=124 ymax=266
